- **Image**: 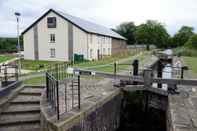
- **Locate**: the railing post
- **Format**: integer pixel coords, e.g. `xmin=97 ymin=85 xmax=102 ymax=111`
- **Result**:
xmin=56 ymin=64 xmax=59 ymax=80
xmin=114 ymin=62 xmax=117 ymax=76
xmin=4 ymin=66 xmax=7 ymax=85
xmin=144 ymin=68 xmax=153 ymax=88
xmin=46 ymin=73 xmax=49 ymax=99
xmin=181 ymin=67 xmax=184 ymax=79
xmin=15 ymin=65 xmax=19 ymax=81
xmin=56 ymin=80 xmax=60 ymax=120
xmin=78 ymin=75 xmax=80 ymax=109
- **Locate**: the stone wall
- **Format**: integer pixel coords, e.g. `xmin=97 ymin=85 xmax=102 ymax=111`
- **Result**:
xmin=41 ymin=88 xmax=122 ymax=131
xmin=67 ymin=93 xmax=122 ymax=131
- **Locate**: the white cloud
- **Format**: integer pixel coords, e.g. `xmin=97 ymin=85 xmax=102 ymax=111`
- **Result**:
xmin=0 ymin=0 xmax=197 ymax=36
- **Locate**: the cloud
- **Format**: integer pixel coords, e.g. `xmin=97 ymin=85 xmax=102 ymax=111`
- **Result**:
xmin=0 ymin=0 xmax=197 ymax=36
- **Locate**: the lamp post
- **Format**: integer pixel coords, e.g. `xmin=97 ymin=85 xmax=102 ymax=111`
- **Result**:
xmin=15 ymin=12 xmax=21 ymax=74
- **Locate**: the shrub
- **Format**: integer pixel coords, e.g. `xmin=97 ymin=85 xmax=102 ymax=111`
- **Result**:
xmin=184 ymin=34 xmax=197 ymax=49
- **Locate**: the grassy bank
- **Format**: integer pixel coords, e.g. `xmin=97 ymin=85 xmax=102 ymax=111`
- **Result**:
xmin=0 ymin=55 xmax=15 ymax=63
xmin=183 ymin=56 xmax=197 ymax=77
xmin=20 ymin=59 xmax=64 ymax=71
xmin=173 ymin=47 xmax=197 ymax=57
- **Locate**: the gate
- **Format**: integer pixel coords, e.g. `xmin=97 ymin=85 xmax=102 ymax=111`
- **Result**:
xmin=46 ymin=63 xmax=80 ymax=120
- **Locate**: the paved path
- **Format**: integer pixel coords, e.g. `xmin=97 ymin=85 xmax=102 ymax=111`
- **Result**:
xmin=168 ymin=57 xmax=197 ymax=131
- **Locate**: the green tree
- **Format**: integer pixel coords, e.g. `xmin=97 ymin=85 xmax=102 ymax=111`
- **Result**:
xmin=185 ymin=34 xmax=197 ymax=49
xmin=172 ymin=26 xmax=194 ymax=47
xmin=115 ymin=22 xmax=136 ymax=45
xmin=134 ymin=20 xmax=169 ymax=49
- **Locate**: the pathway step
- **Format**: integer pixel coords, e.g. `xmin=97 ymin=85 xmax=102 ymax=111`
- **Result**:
xmin=0 ymin=112 xmax=40 ymax=126
xmin=0 ymin=122 xmax=40 ymax=131
xmin=11 ymin=94 xmax=41 ymax=103
xmin=0 ymin=86 xmax=44 ymax=131
xmin=2 ymin=104 xmax=40 ymax=114
xmin=19 ymin=87 xmax=43 ymax=95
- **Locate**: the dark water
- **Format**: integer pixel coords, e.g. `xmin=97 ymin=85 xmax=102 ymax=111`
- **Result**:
xmin=116 ymin=91 xmax=166 ymax=131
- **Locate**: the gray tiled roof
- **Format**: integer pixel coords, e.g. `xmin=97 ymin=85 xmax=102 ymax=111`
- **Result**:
xmin=57 ymin=10 xmax=126 ymax=40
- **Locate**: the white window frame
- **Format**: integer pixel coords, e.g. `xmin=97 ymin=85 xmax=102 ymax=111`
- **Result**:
xmin=50 ymin=48 xmax=56 ymax=58
xmin=49 ymin=34 xmax=55 ymax=43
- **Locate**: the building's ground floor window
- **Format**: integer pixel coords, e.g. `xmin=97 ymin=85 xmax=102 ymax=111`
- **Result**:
xmin=50 ymin=48 xmax=56 ymax=58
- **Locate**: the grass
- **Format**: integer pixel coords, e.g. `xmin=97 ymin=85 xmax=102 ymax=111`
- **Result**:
xmin=20 ymin=59 xmax=64 ymax=71
xmin=87 ymin=51 xmax=151 ymax=73
xmin=74 ymin=50 xmax=142 ymax=68
xmin=0 ymin=55 xmax=15 ymax=63
xmin=22 ymin=49 xmax=149 ymax=85
xmin=23 ymin=76 xmax=46 ymax=85
xmin=183 ymin=56 xmax=197 ymax=76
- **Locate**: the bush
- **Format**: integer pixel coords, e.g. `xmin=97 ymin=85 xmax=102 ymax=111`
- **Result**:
xmin=184 ymin=34 xmax=197 ymax=49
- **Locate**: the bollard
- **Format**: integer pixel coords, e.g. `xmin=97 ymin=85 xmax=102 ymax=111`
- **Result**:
xmin=132 ymin=59 xmax=139 ymax=85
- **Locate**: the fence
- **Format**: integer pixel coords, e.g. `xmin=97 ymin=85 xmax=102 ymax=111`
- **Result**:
xmin=0 ymin=64 xmax=19 ymax=87
xmin=46 ymin=63 xmax=80 ymax=120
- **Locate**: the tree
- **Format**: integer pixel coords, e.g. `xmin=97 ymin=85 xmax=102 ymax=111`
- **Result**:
xmin=134 ymin=20 xmax=169 ymax=49
xmin=115 ymin=22 xmax=136 ymax=45
xmin=185 ymin=34 xmax=197 ymax=49
xmin=172 ymin=26 xmax=194 ymax=47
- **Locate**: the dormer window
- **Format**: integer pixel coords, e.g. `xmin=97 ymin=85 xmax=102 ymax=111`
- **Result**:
xmin=47 ymin=17 xmax=56 ymax=28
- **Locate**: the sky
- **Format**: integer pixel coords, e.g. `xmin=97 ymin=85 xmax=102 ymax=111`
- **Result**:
xmin=0 ymin=0 xmax=197 ymax=37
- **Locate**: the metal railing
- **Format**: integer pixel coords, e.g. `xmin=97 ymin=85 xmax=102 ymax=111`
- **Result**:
xmin=0 ymin=64 xmax=19 ymax=87
xmin=46 ymin=63 xmax=80 ymax=120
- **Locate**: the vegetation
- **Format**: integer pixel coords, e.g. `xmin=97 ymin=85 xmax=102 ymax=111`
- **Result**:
xmin=134 ymin=20 xmax=169 ymax=49
xmin=0 ymin=37 xmax=23 ymax=53
xmin=0 ymin=55 xmax=15 ymax=63
xmin=20 ymin=59 xmax=64 ymax=71
xmin=172 ymin=26 xmax=194 ymax=48
xmin=183 ymin=56 xmax=197 ymax=76
xmin=115 ymin=22 xmax=136 ymax=45
xmin=115 ymin=20 xmax=169 ymax=49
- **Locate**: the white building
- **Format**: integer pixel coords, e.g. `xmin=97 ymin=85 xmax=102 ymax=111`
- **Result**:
xmin=22 ymin=9 xmax=126 ymax=61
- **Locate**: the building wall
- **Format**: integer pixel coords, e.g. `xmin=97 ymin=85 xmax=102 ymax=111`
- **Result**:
xmin=23 ymin=11 xmax=123 ymax=61
xmin=24 ymin=12 xmax=69 ymax=61
xmin=24 ymin=28 xmax=35 ymax=60
xmin=73 ymin=26 xmax=88 ymax=60
xmin=88 ymin=34 xmax=112 ymax=60
xmin=111 ymin=39 xmax=127 ymax=55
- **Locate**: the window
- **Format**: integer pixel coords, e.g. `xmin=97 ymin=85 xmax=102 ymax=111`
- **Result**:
xmin=49 ymin=34 xmax=55 ymax=43
xmin=50 ymin=48 xmax=56 ymax=58
xmin=47 ymin=17 xmax=56 ymax=28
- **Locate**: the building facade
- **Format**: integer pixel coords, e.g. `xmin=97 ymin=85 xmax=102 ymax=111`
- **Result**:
xmin=22 ymin=9 xmax=126 ymax=61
